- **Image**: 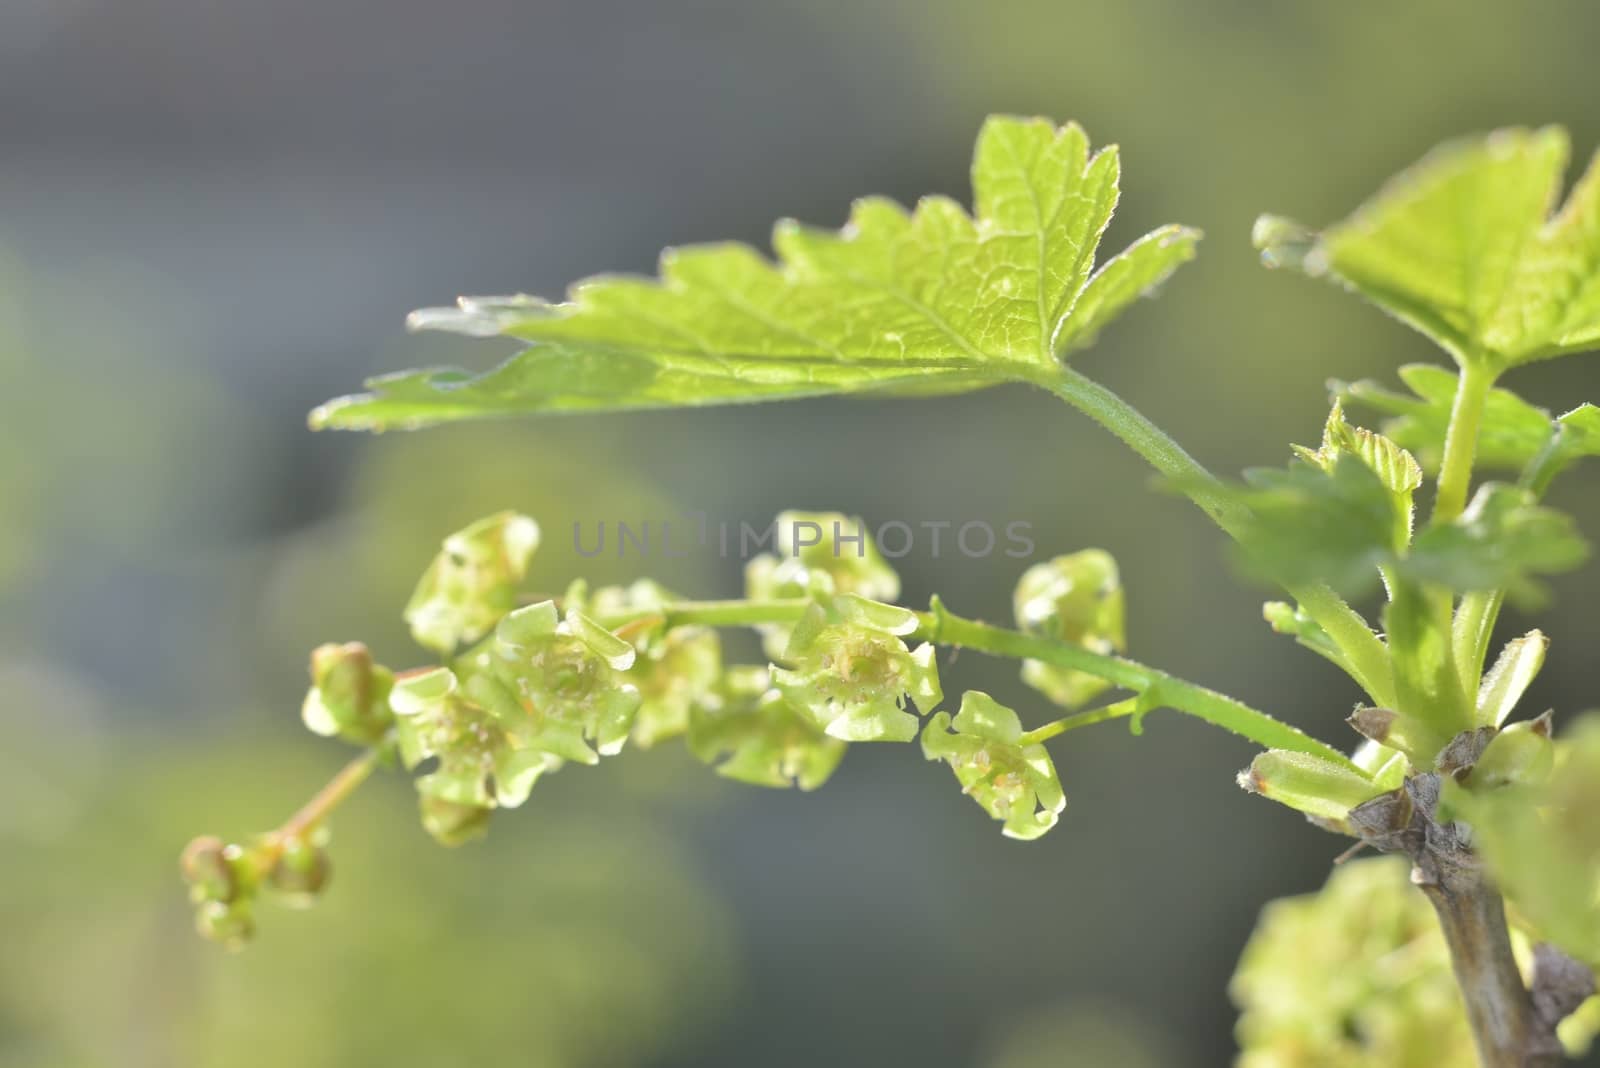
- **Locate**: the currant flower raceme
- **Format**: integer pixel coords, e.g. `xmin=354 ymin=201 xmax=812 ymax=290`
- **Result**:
xmin=922 ymin=691 xmax=1066 ymax=841
xmin=1012 ymin=550 xmax=1125 ymax=709
xmin=772 ymin=595 xmax=941 ymax=742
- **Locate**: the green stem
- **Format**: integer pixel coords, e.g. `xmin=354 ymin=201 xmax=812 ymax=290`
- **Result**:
xmin=606 ymin=595 xmax=1353 ymax=768
xmin=1433 ymin=360 xmax=1492 ymax=524
xmin=1018 ymin=696 xmax=1141 ymax=746
xmin=917 ymin=602 xmax=1356 ymax=768
xmin=270 ymin=747 xmax=382 ymax=855
xmin=1453 ymin=417 xmax=1564 ymax=697
xmin=1040 ymin=366 xmax=1394 ymax=706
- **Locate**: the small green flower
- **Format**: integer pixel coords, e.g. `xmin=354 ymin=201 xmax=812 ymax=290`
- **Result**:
xmin=389 ymin=666 xmax=562 ymax=816
xmin=404 ymin=511 xmax=540 ymax=655
xmin=1013 ymin=550 xmax=1125 ymax=708
xmin=922 ymin=691 xmax=1065 ymax=840
xmin=301 ymin=641 xmax=395 ymax=745
xmin=573 ymin=579 xmax=722 ymax=747
xmin=746 ymin=510 xmax=900 ymax=659
xmin=687 ymin=666 xmax=847 ymax=789
xmin=461 ymin=600 xmax=643 ymax=761
xmin=771 ymin=596 xmax=940 ymax=742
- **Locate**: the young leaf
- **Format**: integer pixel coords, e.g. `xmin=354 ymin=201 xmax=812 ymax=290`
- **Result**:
xmin=1334 ymin=364 xmax=1556 ymax=473
xmin=1475 ymin=630 xmax=1548 ymax=728
xmin=1205 ymin=455 xmax=1403 ymax=597
xmin=310 ymin=117 xmax=1200 ymax=430
xmin=1258 ymin=127 xmax=1600 ymax=368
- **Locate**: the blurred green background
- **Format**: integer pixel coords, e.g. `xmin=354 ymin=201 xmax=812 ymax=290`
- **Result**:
xmin=3 ymin=2 xmax=1600 ymax=1064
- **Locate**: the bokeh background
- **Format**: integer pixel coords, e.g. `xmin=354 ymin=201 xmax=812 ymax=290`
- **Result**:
xmin=4 ymin=2 xmax=1600 ymax=1065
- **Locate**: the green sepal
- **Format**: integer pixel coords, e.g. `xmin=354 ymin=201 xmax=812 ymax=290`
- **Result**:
xmin=745 ymin=511 xmax=901 ymax=659
xmin=922 ymin=691 xmax=1066 ymax=840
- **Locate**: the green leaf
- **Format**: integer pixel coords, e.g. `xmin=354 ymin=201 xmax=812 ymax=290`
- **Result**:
xmin=1403 ymin=484 xmax=1588 ymax=600
xmin=1258 ymin=127 xmax=1600 ymax=368
xmin=1237 ymin=749 xmax=1383 ymax=827
xmin=1447 ymin=714 xmax=1600 ymax=968
xmin=1206 ymin=456 xmax=1403 ymax=597
xmin=310 ymin=117 xmax=1200 ymax=430
xmin=1335 ymin=364 xmax=1556 ymax=473
xmin=1476 ymin=630 xmax=1548 ymax=728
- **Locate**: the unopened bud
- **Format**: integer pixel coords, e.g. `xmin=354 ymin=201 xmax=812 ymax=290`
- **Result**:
xmin=304 ymin=642 xmax=394 ymax=743
xmin=268 ymin=835 xmax=332 ymax=903
xmin=180 ymin=835 xmax=237 ymax=903
xmin=195 ymin=899 xmax=255 ymax=950
xmin=419 ymin=795 xmax=492 ymax=847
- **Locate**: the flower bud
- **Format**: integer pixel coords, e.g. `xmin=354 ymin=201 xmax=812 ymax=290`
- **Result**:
xmin=419 ymin=795 xmax=492 ymax=847
xmin=268 ymin=835 xmax=332 ymax=904
xmin=1013 ymin=550 xmax=1124 ymax=709
xmin=194 ymin=899 xmax=255 ymax=950
xmin=303 ymin=641 xmax=395 ymax=744
xmin=180 ymin=835 xmax=237 ymax=903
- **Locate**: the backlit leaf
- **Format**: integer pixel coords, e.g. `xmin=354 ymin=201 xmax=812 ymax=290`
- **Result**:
xmin=311 ymin=117 xmax=1199 ymax=430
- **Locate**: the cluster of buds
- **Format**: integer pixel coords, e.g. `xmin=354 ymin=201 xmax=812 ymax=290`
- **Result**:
xmin=1012 ymin=550 xmax=1126 ymax=708
xmin=180 ymin=830 xmax=331 ymax=948
xmin=772 ymin=595 xmax=941 ymax=742
xmin=746 ymin=511 xmax=901 ymax=659
xmin=922 ymin=691 xmax=1066 ymax=840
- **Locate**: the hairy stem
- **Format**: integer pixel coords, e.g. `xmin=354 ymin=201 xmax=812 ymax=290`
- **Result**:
xmin=1018 ymin=695 xmax=1140 ymax=746
xmin=1040 ymin=366 xmax=1394 ymax=705
xmin=1434 ymin=360 xmax=1493 ymax=524
xmin=602 ymin=595 xmax=1355 ymax=766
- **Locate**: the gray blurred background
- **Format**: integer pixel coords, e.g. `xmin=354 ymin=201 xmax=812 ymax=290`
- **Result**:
xmin=3 ymin=2 xmax=1600 ymax=1065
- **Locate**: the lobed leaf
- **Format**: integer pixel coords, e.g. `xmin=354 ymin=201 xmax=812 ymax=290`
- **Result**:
xmin=1258 ymin=127 xmax=1600 ymax=368
xmin=311 ymin=117 xmax=1200 ymax=430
